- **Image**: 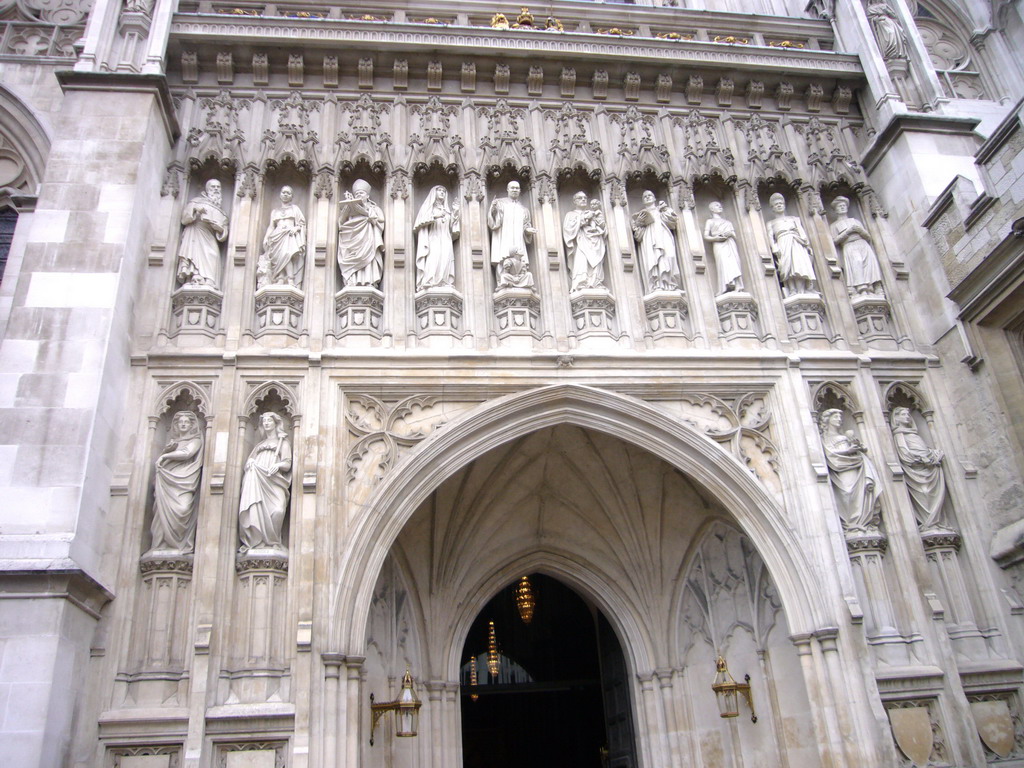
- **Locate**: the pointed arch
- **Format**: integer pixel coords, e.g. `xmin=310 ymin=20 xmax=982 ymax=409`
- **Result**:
xmin=333 ymin=384 xmax=834 ymax=656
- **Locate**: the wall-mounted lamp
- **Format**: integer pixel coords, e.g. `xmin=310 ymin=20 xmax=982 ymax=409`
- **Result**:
xmin=711 ymin=656 xmax=757 ymax=723
xmin=369 ymin=670 xmax=422 ymax=745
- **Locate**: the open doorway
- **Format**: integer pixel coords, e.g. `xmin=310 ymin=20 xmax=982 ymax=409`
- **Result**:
xmin=459 ymin=574 xmax=636 ymax=768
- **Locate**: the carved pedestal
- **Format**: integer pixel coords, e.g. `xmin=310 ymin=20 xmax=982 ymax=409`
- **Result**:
xmin=921 ymin=529 xmax=989 ymax=660
xmin=570 ymin=287 xmax=616 ymax=339
xmin=222 ymin=551 xmax=289 ymax=704
xmin=643 ymin=290 xmax=689 ymax=339
xmin=846 ymin=531 xmax=910 ymax=665
xmin=170 ymin=284 xmax=223 ymax=338
xmin=254 ymin=284 xmax=304 ymax=337
xmin=783 ymin=292 xmax=828 ymax=344
xmin=852 ymin=294 xmax=897 ymax=349
xmin=493 ymin=287 xmax=541 ymax=339
xmin=715 ymin=291 xmax=760 ymax=340
xmin=415 ymin=286 xmax=464 ymax=338
xmin=335 ymin=285 xmax=384 ymax=338
xmin=119 ymin=552 xmax=194 ymax=707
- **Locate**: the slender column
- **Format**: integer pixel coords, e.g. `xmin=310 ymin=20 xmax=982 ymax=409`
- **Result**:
xmin=321 ymin=654 xmax=344 ymax=768
xmin=845 ymin=533 xmax=909 ymax=665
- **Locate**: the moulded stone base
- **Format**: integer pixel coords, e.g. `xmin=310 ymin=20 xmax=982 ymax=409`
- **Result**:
xmin=570 ymin=287 xmax=616 ymax=338
xmin=783 ymin=292 xmax=827 ymax=344
xmin=852 ymin=294 xmax=897 ymax=350
xmin=493 ymin=286 xmax=540 ymax=339
xmin=415 ymin=286 xmax=464 ymax=337
xmin=335 ymin=285 xmax=384 ymax=338
xmin=643 ymin=289 xmax=688 ymax=338
xmin=170 ymin=284 xmax=223 ymax=338
xmin=715 ymin=290 xmax=759 ymax=339
xmin=255 ymin=284 xmax=304 ymax=337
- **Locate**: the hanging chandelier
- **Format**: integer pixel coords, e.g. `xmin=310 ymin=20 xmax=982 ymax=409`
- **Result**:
xmin=469 ymin=656 xmax=479 ymax=701
xmin=487 ymin=620 xmax=500 ymax=677
xmin=515 ymin=575 xmax=535 ymax=624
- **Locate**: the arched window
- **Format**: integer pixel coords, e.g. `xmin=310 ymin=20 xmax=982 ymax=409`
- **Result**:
xmin=914 ymin=2 xmax=990 ymax=100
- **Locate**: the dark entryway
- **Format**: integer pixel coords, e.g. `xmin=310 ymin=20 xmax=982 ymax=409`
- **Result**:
xmin=459 ymin=574 xmax=637 ymax=768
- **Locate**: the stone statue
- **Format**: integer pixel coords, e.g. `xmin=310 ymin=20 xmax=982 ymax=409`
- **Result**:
xmin=337 ymin=179 xmax=385 ymax=288
xmin=256 ymin=185 xmax=306 ymax=290
xmin=413 ymin=185 xmax=460 ymax=291
xmin=890 ymin=407 xmax=947 ymax=530
xmin=767 ymin=192 xmax=817 ymax=296
xmin=495 ymin=249 xmax=535 ymax=289
xmin=150 ymin=411 xmax=204 ymax=554
xmin=867 ymin=2 xmax=910 ymax=61
xmin=488 ymin=180 xmax=536 ymax=287
xmin=631 ymin=190 xmax=681 ymax=292
xmin=563 ymin=192 xmax=607 ymax=291
xmin=830 ymin=196 xmax=883 ymax=296
xmin=176 ymin=179 xmax=229 ymax=288
xmin=819 ymin=408 xmax=882 ymax=532
xmin=238 ymin=411 xmax=293 ymax=552
xmin=703 ymin=201 xmax=744 ymax=294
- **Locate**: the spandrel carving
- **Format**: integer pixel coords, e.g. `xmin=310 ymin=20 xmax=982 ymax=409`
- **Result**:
xmin=176 ymin=179 xmax=229 ymax=289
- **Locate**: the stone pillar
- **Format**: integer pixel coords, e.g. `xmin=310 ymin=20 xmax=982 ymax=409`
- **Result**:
xmin=0 ymin=72 xmax=175 ymax=768
xmin=921 ymin=529 xmax=989 ymax=659
xmin=845 ymin=532 xmax=909 ymax=665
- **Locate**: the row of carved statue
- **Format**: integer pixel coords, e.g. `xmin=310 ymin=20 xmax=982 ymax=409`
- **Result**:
xmin=147 ymin=401 xmax=948 ymax=559
xmin=177 ymin=177 xmax=885 ymax=301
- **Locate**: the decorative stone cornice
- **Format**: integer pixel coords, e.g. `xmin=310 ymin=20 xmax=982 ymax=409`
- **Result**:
xmin=55 ymin=71 xmax=181 ymax=145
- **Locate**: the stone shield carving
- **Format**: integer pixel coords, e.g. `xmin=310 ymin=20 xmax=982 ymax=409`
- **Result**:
xmin=888 ymin=706 xmax=933 ymax=767
xmin=971 ymin=699 xmax=1015 ymax=759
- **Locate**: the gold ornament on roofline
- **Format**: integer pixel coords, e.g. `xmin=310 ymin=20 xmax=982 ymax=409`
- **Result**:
xmin=655 ymin=31 xmax=694 ymax=41
xmin=513 ymin=7 xmax=535 ymax=28
xmin=544 ymin=15 xmax=563 ymax=32
xmin=597 ymin=27 xmax=635 ymax=36
xmin=769 ymin=40 xmax=805 ymax=48
xmin=713 ymin=35 xmax=749 ymax=44
xmin=351 ymin=13 xmax=386 ymax=22
xmin=491 ymin=12 xmax=510 ymax=29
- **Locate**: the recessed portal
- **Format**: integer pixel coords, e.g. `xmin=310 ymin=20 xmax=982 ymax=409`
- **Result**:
xmin=459 ymin=573 xmax=636 ymax=768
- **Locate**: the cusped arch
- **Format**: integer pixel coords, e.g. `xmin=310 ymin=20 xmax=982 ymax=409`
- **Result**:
xmin=152 ymin=380 xmax=213 ymax=418
xmin=335 ymin=384 xmax=833 ymax=654
xmin=0 ymin=82 xmax=51 ymax=198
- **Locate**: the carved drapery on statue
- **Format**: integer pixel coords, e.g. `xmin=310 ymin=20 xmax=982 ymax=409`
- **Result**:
xmin=176 ymin=179 xmax=229 ymax=288
xmin=563 ymin=191 xmax=607 ymax=291
xmin=819 ymin=408 xmax=882 ymax=533
xmin=238 ymin=411 xmax=293 ymax=552
xmin=766 ymin=192 xmax=817 ymax=296
xmin=337 ymin=179 xmax=385 ymax=288
xmin=631 ymin=190 xmax=681 ymax=292
xmin=413 ymin=184 xmax=460 ymax=290
xmin=150 ymin=411 xmax=204 ymax=554
xmin=488 ymin=180 xmax=536 ymax=287
xmin=890 ymin=407 xmax=947 ymax=531
xmin=703 ymin=201 xmax=744 ymax=294
xmin=830 ymin=196 xmax=883 ymax=296
xmin=257 ymin=185 xmax=306 ymax=289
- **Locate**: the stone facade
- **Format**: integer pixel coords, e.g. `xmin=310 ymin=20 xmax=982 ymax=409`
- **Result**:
xmin=1 ymin=1 xmax=1024 ymax=768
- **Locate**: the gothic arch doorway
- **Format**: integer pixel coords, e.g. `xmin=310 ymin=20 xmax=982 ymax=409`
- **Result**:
xmin=459 ymin=573 xmax=637 ymax=768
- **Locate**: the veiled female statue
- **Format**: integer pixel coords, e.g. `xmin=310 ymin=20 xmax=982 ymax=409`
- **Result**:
xmin=256 ymin=185 xmax=306 ymax=289
xmin=703 ymin=201 xmax=744 ymax=294
xmin=631 ymin=190 xmax=681 ymax=292
xmin=830 ymin=196 xmax=883 ymax=296
xmin=820 ymin=408 xmax=882 ymax=533
xmin=238 ymin=412 xmax=293 ymax=552
xmin=150 ymin=411 xmax=204 ymax=554
xmin=767 ymin=192 xmax=817 ymax=296
xmin=890 ymin=407 xmax=947 ymax=530
xmin=414 ymin=185 xmax=460 ymax=290
xmin=337 ymin=179 xmax=385 ymax=288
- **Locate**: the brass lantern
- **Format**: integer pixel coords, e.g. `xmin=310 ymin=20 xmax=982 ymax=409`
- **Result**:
xmin=369 ymin=670 xmax=423 ymax=745
xmin=711 ymin=656 xmax=757 ymax=723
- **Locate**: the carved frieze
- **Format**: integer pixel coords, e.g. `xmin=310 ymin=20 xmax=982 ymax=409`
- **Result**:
xmin=545 ymin=103 xmax=602 ymax=180
xmin=672 ymin=110 xmax=735 ymax=186
xmin=610 ymin=105 xmax=669 ymax=181
xmin=477 ymin=99 xmax=535 ymax=177
xmin=408 ymin=96 xmax=464 ymax=175
xmin=335 ymin=93 xmax=393 ymax=173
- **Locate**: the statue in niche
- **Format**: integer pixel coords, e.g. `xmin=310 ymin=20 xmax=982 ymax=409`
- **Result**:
xmin=176 ymin=179 xmax=229 ymax=289
xmin=703 ymin=201 xmax=744 ymax=294
xmin=238 ymin=411 xmax=293 ymax=552
xmin=149 ymin=410 xmax=204 ymax=554
xmin=256 ymin=185 xmax=306 ymax=290
xmin=867 ymin=2 xmax=910 ymax=61
xmin=413 ymin=185 xmax=460 ymax=291
xmin=819 ymin=408 xmax=882 ymax=533
xmin=766 ymin=192 xmax=817 ymax=297
xmin=495 ymin=248 xmax=535 ymax=289
xmin=631 ymin=190 xmax=681 ymax=292
xmin=488 ymin=180 xmax=536 ymax=288
xmin=337 ymin=179 xmax=385 ymax=288
xmin=890 ymin=407 xmax=947 ymax=531
xmin=830 ymin=196 xmax=883 ymax=296
xmin=562 ymin=192 xmax=607 ymax=291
